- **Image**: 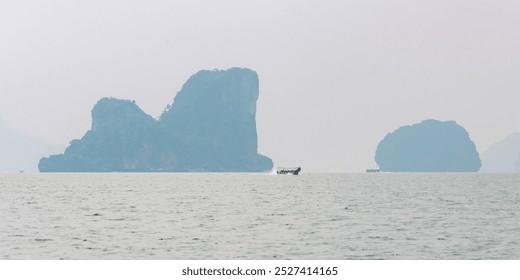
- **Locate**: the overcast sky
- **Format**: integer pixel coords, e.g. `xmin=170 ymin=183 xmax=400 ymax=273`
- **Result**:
xmin=1 ymin=0 xmax=519 ymax=172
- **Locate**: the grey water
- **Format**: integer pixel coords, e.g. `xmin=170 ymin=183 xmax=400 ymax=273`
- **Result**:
xmin=1 ymin=173 xmax=519 ymax=259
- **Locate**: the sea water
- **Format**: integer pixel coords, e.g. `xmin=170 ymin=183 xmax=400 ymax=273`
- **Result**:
xmin=1 ymin=173 xmax=519 ymax=259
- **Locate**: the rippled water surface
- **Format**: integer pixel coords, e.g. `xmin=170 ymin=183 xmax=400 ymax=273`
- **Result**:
xmin=1 ymin=173 xmax=519 ymax=259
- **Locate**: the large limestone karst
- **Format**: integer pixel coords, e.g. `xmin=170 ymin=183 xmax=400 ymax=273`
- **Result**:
xmin=375 ymin=119 xmax=481 ymax=172
xmin=160 ymin=68 xmax=271 ymax=171
xmin=39 ymin=98 xmax=170 ymax=172
xmin=39 ymin=68 xmax=273 ymax=172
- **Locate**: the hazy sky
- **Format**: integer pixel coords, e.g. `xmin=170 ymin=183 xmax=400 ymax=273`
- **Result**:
xmin=1 ymin=0 xmax=519 ymax=172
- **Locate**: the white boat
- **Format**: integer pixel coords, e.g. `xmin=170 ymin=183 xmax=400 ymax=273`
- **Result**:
xmin=276 ymin=167 xmax=301 ymax=175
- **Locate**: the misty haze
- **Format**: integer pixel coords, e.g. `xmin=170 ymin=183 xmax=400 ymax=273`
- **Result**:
xmin=1 ymin=0 xmax=520 ymax=264
xmin=2 ymin=1 xmax=520 ymax=172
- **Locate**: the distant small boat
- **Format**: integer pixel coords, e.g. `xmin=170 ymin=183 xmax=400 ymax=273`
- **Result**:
xmin=366 ymin=168 xmax=380 ymax=173
xmin=276 ymin=167 xmax=301 ymax=175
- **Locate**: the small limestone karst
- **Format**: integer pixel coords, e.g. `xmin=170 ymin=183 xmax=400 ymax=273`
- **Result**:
xmin=375 ymin=119 xmax=481 ymax=172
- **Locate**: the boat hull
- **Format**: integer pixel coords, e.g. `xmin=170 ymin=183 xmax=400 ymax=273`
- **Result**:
xmin=276 ymin=167 xmax=301 ymax=175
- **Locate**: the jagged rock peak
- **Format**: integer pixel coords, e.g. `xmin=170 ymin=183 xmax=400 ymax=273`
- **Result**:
xmin=91 ymin=98 xmax=153 ymax=131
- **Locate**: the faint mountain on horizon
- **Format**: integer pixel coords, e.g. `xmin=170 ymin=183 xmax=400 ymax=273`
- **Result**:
xmin=0 ymin=120 xmax=61 ymax=172
xmin=480 ymin=132 xmax=520 ymax=172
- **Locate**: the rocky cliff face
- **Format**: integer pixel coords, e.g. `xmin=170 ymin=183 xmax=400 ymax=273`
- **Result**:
xmin=39 ymin=98 xmax=171 ymax=172
xmin=39 ymin=68 xmax=273 ymax=172
xmin=375 ymin=119 xmax=481 ymax=172
xmin=160 ymin=68 xmax=271 ymax=171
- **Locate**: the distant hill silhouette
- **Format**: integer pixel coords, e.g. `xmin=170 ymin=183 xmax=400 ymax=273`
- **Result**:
xmin=480 ymin=132 xmax=520 ymax=172
xmin=375 ymin=119 xmax=481 ymax=172
xmin=0 ymin=120 xmax=60 ymax=172
xmin=39 ymin=68 xmax=273 ymax=172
